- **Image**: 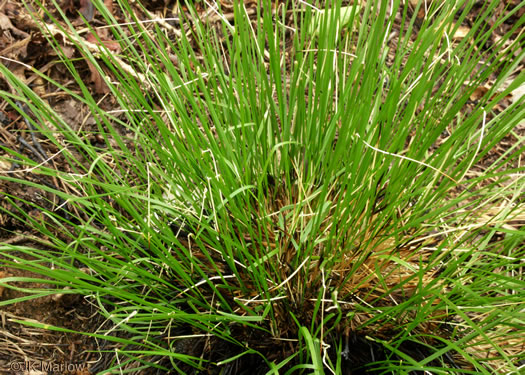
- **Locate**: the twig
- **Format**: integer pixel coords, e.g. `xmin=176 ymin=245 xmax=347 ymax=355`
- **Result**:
xmin=16 ymin=102 xmax=48 ymax=161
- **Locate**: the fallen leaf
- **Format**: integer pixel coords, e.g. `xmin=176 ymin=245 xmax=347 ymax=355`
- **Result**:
xmin=86 ymin=31 xmax=121 ymax=52
xmin=0 ymin=35 xmax=30 ymax=59
xmin=79 ymin=0 xmax=94 ymax=21
xmin=61 ymin=45 xmax=76 ymax=59
xmin=59 ymin=0 xmax=76 ymax=14
xmin=407 ymin=0 xmax=426 ymax=19
xmin=452 ymin=24 xmax=471 ymax=40
xmin=104 ymin=0 xmax=114 ymax=15
xmin=0 ymin=160 xmax=10 ymax=174
xmin=0 ymin=12 xmax=13 ymax=30
xmin=510 ymin=83 xmax=525 ymax=103
xmin=7 ymin=62 xmax=28 ymax=86
xmin=470 ymin=86 xmax=489 ymax=101
xmin=86 ymin=59 xmax=109 ymax=94
xmin=55 ymin=99 xmax=83 ymax=128
xmin=0 ymin=11 xmax=30 ymax=38
xmin=5 ymin=110 xmax=19 ymax=121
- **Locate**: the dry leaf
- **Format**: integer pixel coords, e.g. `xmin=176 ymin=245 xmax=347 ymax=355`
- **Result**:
xmin=86 ymin=31 xmax=121 ymax=52
xmin=45 ymin=22 xmax=148 ymax=89
xmin=0 ymin=12 xmax=13 ymax=30
xmin=510 ymin=83 xmax=525 ymax=103
xmin=407 ymin=0 xmax=426 ymax=19
xmin=0 ymin=35 xmax=30 ymax=59
xmin=0 ymin=160 xmax=10 ymax=173
xmin=86 ymin=59 xmax=109 ymax=94
xmin=470 ymin=86 xmax=489 ymax=101
xmin=104 ymin=0 xmax=114 ymax=15
xmin=61 ymin=45 xmax=76 ymax=59
xmin=453 ymin=24 xmax=471 ymax=40
xmin=79 ymin=0 xmax=94 ymax=21
xmin=0 ymin=12 xmax=29 ymax=38
xmin=55 ymin=99 xmax=83 ymax=127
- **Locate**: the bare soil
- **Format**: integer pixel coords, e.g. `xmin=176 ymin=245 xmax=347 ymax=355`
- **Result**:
xmin=0 ymin=0 xmax=523 ymax=374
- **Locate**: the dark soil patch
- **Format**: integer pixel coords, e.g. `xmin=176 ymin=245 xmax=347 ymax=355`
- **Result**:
xmin=0 ymin=239 xmax=101 ymax=374
xmin=1 ymin=0 xmax=523 ymax=374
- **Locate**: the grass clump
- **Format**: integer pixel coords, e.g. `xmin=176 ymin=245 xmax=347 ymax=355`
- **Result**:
xmin=1 ymin=0 xmax=524 ymax=373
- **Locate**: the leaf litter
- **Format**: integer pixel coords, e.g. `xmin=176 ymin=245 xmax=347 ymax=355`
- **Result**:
xmin=0 ymin=0 xmax=523 ymax=374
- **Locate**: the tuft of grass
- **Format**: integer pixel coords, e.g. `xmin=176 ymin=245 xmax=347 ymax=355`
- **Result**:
xmin=1 ymin=0 xmax=524 ymax=373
